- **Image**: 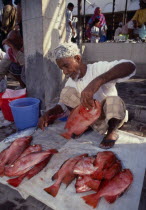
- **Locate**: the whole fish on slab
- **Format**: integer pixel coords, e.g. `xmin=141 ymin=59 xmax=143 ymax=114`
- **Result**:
xmin=4 ymin=149 xmax=58 ymax=177
xmin=61 ymin=101 xmax=101 ymax=139
xmin=0 ymin=136 xmax=32 ymax=176
xmin=91 ymin=151 xmax=117 ymax=180
xmin=73 ymin=156 xmax=97 ymax=175
xmin=7 ymin=156 xmax=52 ymax=187
xmin=44 ymin=153 xmax=88 ymax=197
xmin=18 ymin=144 xmax=42 ymax=159
xmin=82 ymin=169 xmax=133 ymax=208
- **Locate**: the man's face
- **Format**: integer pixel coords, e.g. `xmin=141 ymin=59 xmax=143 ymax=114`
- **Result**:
xmin=96 ymin=7 xmax=101 ymax=15
xmin=56 ymin=56 xmax=81 ymax=80
xmin=69 ymin=6 xmax=74 ymax=11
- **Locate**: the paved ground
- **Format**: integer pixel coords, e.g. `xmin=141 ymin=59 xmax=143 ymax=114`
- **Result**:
xmin=0 ymin=75 xmax=146 ymax=210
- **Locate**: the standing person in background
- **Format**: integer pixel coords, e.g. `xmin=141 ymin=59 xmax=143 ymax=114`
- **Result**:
xmin=86 ymin=7 xmax=107 ymax=41
xmin=66 ymin=2 xmax=75 ymax=42
xmin=131 ymin=0 xmax=146 ymax=40
xmin=0 ymin=0 xmax=16 ymax=48
xmin=90 ymin=19 xmax=100 ymax=43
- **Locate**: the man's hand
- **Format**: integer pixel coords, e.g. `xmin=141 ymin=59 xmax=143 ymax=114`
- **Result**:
xmin=38 ymin=104 xmax=64 ymax=131
xmin=81 ymin=81 xmax=100 ymax=109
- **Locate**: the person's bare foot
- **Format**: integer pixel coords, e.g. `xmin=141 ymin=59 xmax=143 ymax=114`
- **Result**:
xmin=99 ymin=131 xmax=119 ymax=149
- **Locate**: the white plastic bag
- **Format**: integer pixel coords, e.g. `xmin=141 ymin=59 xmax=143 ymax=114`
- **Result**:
xmin=2 ymin=88 xmax=26 ymax=98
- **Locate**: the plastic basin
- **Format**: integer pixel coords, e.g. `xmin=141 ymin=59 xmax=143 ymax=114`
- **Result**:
xmin=10 ymin=97 xmax=40 ymax=130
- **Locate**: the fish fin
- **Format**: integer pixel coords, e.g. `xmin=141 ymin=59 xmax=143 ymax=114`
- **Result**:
xmin=63 ymin=174 xmax=76 ymax=187
xmin=60 ymin=132 xmax=71 ymax=140
xmin=0 ymin=165 xmax=4 ymax=176
xmin=86 ymin=180 xmax=101 ymax=191
xmin=104 ymin=195 xmax=118 ymax=203
xmin=7 ymin=174 xmax=26 ymax=187
xmin=47 ymin=149 xmax=58 ymax=154
xmin=44 ymin=184 xmax=60 ymax=197
xmin=52 ymin=172 xmax=58 ymax=181
xmin=82 ymin=193 xmax=100 ymax=208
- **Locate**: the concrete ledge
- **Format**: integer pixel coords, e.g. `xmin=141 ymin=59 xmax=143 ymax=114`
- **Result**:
xmin=126 ymin=104 xmax=146 ymax=123
xmin=82 ymin=43 xmax=146 ymax=77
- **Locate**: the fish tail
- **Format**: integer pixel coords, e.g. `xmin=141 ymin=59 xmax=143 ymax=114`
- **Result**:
xmin=7 ymin=177 xmax=22 ymax=187
xmin=60 ymin=132 xmax=71 ymax=140
xmin=7 ymin=174 xmax=26 ymax=187
xmin=82 ymin=193 xmax=100 ymax=208
xmin=44 ymin=184 xmax=60 ymax=197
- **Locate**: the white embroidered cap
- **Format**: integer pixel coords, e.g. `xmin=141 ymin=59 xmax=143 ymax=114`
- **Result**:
xmin=54 ymin=42 xmax=81 ymax=59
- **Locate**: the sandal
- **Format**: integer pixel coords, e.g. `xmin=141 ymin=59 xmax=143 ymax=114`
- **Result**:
xmin=99 ymin=132 xmax=119 ymax=149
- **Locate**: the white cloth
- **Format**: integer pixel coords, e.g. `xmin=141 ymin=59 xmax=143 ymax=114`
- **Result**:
xmin=91 ymin=26 xmax=100 ymax=43
xmin=65 ymin=59 xmax=136 ymax=102
xmin=66 ymin=31 xmax=72 ymax=43
xmin=0 ymin=49 xmax=6 ymax=60
xmin=66 ymin=8 xmax=72 ymax=32
xmin=0 ymin=47 xmax=10 ymax=60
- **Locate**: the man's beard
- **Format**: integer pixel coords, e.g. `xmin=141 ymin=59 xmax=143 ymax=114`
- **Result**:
xmin=73 ymin=71 xmax=80 ymax=81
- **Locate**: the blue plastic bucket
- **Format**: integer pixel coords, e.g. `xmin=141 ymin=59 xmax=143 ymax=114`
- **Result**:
xmin=10 ymin=97 xmax=40 ymax=130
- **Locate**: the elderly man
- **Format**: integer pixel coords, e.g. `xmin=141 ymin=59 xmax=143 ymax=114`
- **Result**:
xmin=38 ymin=42 xmax=136 ymax=149
xmin=0 ymin=30 xmax=25 ymax=90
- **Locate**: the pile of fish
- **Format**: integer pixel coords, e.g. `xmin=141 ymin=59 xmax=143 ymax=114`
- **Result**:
xmin=61 ymin=100 xmax=101 ymax=139
xmin=44 ymin=151 xmax=133 ymax=208
xmin=0 ymin=136 xmax=58 ymax=187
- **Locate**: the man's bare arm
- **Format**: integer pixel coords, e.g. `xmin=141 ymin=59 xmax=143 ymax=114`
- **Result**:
xmin=81 ymin=62 xmax=135 ymax=109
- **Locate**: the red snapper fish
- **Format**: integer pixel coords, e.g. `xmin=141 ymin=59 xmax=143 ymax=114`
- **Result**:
xmin=91 ymin=151 xmax=117 ymax=180
xmin=82 ymin=169 xmax=133 ymax=208
xmin=73 ymin=156 xmax=97 ymax=175
xmin=4 ymin=149 xmax=58 ymax=177
xmin=18 ymin=144 xmax=42 ymax=158
xmin=44 ymin=153 xmax=88 ymax=197
xmin=102 ymin=160 xmax=122 ymax=180
xmin=0 ymin=136 xmax=32 ymax=176
xmin=61 ymin=101 xmax=101 ymax=139
xmin=7 ymin=156 xmax=52 ymax=187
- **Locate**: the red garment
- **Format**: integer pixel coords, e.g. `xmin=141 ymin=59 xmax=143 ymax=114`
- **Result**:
xmin=8 ymin=48 xmax=17 ymax=63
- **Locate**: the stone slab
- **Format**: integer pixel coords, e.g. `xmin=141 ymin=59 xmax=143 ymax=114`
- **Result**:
xmin=0 ymin=122 xmax=146 ymax=210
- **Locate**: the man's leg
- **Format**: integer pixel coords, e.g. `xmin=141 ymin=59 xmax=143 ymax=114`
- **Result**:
xmin=99 ymin=118 xmax=121 ymax=149
xmin=98 ymin=96 xmax=126 ymax=149
xmin=66 ymin=31 xmax=72 ymax=42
